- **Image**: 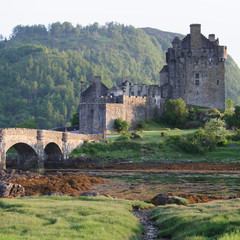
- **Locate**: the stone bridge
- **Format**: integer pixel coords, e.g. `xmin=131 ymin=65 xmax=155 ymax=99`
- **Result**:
xmin=0 ymin=128 xmax=104 ymax=171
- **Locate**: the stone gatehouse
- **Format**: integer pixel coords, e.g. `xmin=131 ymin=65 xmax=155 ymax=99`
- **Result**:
xmin=79 ymin=24 xmax=227 ymax=134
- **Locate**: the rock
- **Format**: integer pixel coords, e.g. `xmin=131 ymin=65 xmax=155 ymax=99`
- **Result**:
xmin=80 ymin=191 xmax=99 ymax=197
xmin=228 ymin=195 xmax=240 ymax=199
xmin=151 ymin=193 xmax=173 ymax=205
xmin=0 ymin=180 xmax=25 ymax=198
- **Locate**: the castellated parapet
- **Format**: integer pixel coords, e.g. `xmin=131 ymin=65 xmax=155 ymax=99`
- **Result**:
xmin=160 ymin=24 xmax=227 ymax=110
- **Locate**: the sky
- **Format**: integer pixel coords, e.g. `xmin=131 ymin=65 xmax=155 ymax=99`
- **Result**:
xmin=1 ymin=0 xmax=240 ymax=67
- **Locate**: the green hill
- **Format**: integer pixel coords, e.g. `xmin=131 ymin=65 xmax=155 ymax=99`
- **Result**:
xmin=0 ymin=22 xmax=239 ymax=129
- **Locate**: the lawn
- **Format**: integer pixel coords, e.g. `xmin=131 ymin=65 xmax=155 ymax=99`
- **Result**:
xmin=151 ymin=198 xmax=240 ymax=240
xmin=0 ymin=196 xmax=152 ymax=240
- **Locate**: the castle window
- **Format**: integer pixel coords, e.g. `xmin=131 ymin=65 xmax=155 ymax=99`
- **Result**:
xmin=195 ymin=80 xmax=199 ymax=86
xmin=217 ymin=80 xmax=219 ymax=85
xmin=195 ymin=74 xmax=199 ymax=79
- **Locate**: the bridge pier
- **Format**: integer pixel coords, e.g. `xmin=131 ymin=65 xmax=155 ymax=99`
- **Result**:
xmin=0 ymin=130 xmax=6 ymax=169
xmin=62 ymin=132 xmax=69 ymax=162
xmin=35 ymin=130 xmax=45 ymax=172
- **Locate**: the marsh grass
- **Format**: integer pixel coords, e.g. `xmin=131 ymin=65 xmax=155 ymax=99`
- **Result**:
xmin=151 ymin=198 xmax=240 ymax=240
xmin=0 ymin=196 xmax=152 ymax=240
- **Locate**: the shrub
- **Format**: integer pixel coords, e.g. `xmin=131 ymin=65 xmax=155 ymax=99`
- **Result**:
xmin=114 ymin=118 xmax=130 ymax=132
xmin=169 ymin=129 xmax=216 ymax=154
xmin=163 ymin=98 xmax=189 ymax=126
xmin=131 ymin=132 xmax=143 ymax=139
xmin=229 ymin=129 xmax=240 ymax=141
xmin=209 ymin=108 xmax=221 ymax=115
xmin=116 ymin=132 xmax=131 ymax=141
xmin=204 ymin=118 xmax=227 ymax=143
xmin=134 ymin=121 xmax=146 ymax=130
xmin=217 ymin=138 xmax=228 ymax=147
xmin=224 ymin=105 xmax=240 ymax=129
xmin=161 ymin=131 xmax=166 ymax=137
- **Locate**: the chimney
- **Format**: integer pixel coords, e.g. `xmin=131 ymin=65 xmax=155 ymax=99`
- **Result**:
xmin=208 ymin=34 xmax=215 ymax=42
xmin=190 ymin=24 xmax=201 ymax=50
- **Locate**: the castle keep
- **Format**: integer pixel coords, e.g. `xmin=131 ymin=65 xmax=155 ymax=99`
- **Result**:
xmin=79 ymin=24 xmax=227 ymax=134
xmin=160 ymin=24 xmax=227 ymax=110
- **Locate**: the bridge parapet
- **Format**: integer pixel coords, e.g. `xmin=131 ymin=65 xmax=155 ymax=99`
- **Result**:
xmin=0 ymin=128 xmax=104 ymax=170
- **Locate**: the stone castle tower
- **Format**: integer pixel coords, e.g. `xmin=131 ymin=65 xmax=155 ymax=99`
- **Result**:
xmin=160 ymin=24 xmax=227 ymax=110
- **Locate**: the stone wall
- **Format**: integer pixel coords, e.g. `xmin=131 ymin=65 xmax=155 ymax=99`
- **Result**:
xmin=105 ymin=96 xmax=147 ymax=133
xmin=0 ymin=128 xmax=104 ymax=170
xmin=105 ymin=103 xmax=124 ymax=133
xmin=79 ymin=104 xmax=106 ymax=134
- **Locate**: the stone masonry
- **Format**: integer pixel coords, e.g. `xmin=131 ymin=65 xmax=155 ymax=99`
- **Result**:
xmin=160 ymin=24 xmax=227 ymax=110
xmin=79 ymin=24 xmax=227 ymax=134
xmin=0 ymin=128 xmax=103 ymax=170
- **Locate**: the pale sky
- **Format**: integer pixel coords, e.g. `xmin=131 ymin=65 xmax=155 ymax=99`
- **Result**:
xmin=1 ymin=0 xmax=240 ymax=67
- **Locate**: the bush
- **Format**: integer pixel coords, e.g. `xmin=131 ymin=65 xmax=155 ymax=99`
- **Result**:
xmin=116 ymin=132 xmax=131 ymax=141
xmin=224 ymin=105 xmax=240 ymax=129
xmin=229 ymin=129 xmax=240 ymax=141
xmin=163 ymin=98 xmax=188 ymax=126
xmin=161 ymin=131 xmax=166 ymax=137
xmin=114 ymin=118 xmax=130 ymax=132
xmin=169 ymin=129 xmax=216 ymax=154
xmin=217 ymin=138 xmax=228 ymax=147
xmin=204 ymin=118 xmax=227 ymax=143
xmin=134 ymin=121 xmax=146 ymax=130
xmin=131 ymin=132 xmax=143 ymax=139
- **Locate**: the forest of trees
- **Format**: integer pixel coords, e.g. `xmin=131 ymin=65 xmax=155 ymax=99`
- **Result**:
xmin=0 ymin=22 xmax=239 ymax=129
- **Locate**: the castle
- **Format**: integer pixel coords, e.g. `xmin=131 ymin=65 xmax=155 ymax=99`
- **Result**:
xmin=79 ymin=24 xmax=227 ymax=134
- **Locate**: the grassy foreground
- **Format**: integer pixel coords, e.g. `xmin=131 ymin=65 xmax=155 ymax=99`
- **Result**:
xmin=151 ymin=198 xmax=240 ymax=240
xmin=0 ymin=196 xmax=152 ymax=240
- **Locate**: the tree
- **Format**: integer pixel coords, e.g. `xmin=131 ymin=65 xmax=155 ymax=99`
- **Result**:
xmin=114 ymin=118 xmax=130 ymax=132
xmin=70 ymin=112 xmax=79 ymax=126
xmin=204 ymin=118 xmax=227 ymax=142
xmin=15 ymin=117 xmax=38 ymax=129
xmin=226 ymin=98 xmax=234 ymax=110
xmin=224 ymin=105 xmax=240 ymax=129
xmin=163 ymin=98 xmax=188 ymax=126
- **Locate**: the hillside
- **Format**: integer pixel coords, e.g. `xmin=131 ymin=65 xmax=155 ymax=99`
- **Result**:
xmin=0 ymin=22 xmax=239 ymax=129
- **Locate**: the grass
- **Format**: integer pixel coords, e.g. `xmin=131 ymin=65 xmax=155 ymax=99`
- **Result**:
xmin=151 ymin=198 xmax=240 ymax=240
xmin=0 ymin=195 xmax=153 ymax=240
xmin=70 ymin=129 xmax=240 ymax=164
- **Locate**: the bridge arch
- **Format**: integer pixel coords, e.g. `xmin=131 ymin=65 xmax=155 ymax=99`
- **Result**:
xmin=6 ymin=143 xmax=38 ymax=169
xmin=44 ymin=142 xmax=63 ymax=168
